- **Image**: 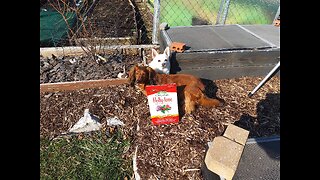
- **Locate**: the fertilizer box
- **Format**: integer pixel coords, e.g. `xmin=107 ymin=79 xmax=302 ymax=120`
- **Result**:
xmin=145 ymin=83 xmax=179 ymax=125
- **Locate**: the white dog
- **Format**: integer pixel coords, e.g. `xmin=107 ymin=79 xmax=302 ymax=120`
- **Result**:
xmin=148 ymin=47 xmax=171 ymax=74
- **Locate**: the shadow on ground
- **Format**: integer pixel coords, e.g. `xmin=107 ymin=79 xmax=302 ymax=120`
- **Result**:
xmin=235 ymin=93 xmax=280 ymax=138
xmin=201 ymin=93 xmax=280 ymax=179
xmin=235 ymin=93 xmax=280 ymax=160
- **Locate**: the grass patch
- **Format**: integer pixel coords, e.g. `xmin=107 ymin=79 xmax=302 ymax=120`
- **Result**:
xmin=225 ymin=1 xmax=274 ymax=24
xmin=148 ymin=0 xmax=278 ymax=26
xmin=161 ymin=1 xmax=193 ymax=26
xmin=40 ymin=130 xmax=132 ymax=180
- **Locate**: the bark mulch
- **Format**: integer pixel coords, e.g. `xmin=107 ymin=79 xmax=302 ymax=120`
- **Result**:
xmin=40 ymin=75 xmax=280 ymax=179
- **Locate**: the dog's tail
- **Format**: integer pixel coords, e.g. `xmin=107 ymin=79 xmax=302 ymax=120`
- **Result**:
xmin=199 ymin=94 xmax=224 ymax=108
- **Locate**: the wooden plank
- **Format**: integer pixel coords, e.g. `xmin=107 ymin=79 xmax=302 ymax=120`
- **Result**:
xmin=74 ymin=37 xmax=137 ymax=46
xmin=40 ymin=78 xmax=128 ymax=93
xmin=40 ymin=45 xmax=159 ymax=58
xmin=40 ymin=46 xmax=86 ymax=57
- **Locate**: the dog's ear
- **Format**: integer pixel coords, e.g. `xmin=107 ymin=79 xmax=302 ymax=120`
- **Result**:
xmin=147 ymin=67 xmax=156 ymax=85
xmin=164 ymin=47 xmax=170 ymax=58
xmin=128 ymin=65 xmax=137 ymax=87
xmin=151 ymin=48 xmax=158 ymax=59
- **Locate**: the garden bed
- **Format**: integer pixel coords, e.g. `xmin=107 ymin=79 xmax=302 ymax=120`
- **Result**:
xmin=76 ymin=0 xmax=139 ymax=46
xmin=40 ymin=75 xmax=280 ymax=179
xmin=40 ymin=54 xmax=142 ymax=84
xmin=41 ymin=0 xmax=140 ymax=47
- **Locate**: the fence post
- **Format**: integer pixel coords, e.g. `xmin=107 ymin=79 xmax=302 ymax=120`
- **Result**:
xmin=216 ymin=0 xmax=225 ymax=25
xmin=152 ymin=0 xmax=160 ymax=44
xmin=273 ymin=5 xmax=280 ymax=22
xmin=216 ymin=0 xmax=231 ymax=25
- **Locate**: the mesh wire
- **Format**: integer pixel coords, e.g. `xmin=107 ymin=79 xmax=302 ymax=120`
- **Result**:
xmin=160 ymin=0 xmax=222 ymax=26
xmin=159 ymin=0 xmax=279 ymax=26
xmin=40 ymin=0 xmax=279 ymax=50
xmin=40 ymin=0 xmax=154 ymax=49
xmin=225 ymin=0 xmax=280 ymax=25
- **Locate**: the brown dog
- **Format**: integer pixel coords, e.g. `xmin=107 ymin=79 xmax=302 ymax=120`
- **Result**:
xmin=128 ymin=65 xmax=224 ymax=114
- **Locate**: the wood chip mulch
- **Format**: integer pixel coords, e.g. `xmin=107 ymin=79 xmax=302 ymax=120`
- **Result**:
xmin=40 ymin=76 xmax=280 ymax=179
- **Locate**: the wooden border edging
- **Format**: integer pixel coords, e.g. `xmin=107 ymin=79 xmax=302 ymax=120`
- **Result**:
xmin=40 ymin=78 xmax=128 ymax=93
xmin=40 ymin=44 xmax=159 ymax=58
xmin=74 ymin=37 xmax=137 ymax=46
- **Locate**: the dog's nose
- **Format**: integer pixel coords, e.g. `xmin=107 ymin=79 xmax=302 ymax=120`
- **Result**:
xmin=162 ymin=63 xmax=166 ymax=67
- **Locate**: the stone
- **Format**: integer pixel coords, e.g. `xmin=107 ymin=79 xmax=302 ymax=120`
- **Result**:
xmin=223 ymin=124 xmax=249 ymax=145
xmin=205 ymin=136 xmax=244 ymax=180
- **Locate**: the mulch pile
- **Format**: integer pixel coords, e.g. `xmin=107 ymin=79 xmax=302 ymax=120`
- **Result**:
xmin=40 ymin=75 xmax=280 ymax=179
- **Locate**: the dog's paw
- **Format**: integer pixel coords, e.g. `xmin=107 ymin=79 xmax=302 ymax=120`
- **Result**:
xmin=217 ymin=99 xmax=226 ymax=107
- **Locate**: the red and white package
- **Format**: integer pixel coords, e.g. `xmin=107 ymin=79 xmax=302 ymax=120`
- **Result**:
xmin=145 ymin=83 xmax=179 ymax=125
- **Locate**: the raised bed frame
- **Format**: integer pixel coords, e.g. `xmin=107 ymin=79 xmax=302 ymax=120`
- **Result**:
xmin=40 ymin=45 xmax=160 ymax=92
xmin=40 ymin=44 xmax=159 ymax=57
xmin=40 ymin=78 xmax=128 ymax=93
xmin=160 ymin=24 xmax=280 ymax=80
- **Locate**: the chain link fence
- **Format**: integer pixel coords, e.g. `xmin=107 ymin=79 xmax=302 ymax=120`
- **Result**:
xmin=40 ymin=0 xmax=279 ymax=49
xmin=224 ymin=0 xmax=280 ymax=25
xmin=40 ymin=0 xmax=154 ymax=50
xmin=156 ymin=0 xmax=279 ymax=27
xmin=151 ymin=0 xmax=279 ymax=43
xmin=159 ymin=0 xmax=222 ymax=27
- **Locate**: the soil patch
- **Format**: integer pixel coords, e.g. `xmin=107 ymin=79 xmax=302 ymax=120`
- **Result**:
xmin=82 ymin=0 xmax=136 ymax=38
xmin=40 ymin=76 xmax=280 ymax=179
xmin=40 ymin=54 xmax=142 ymax=84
